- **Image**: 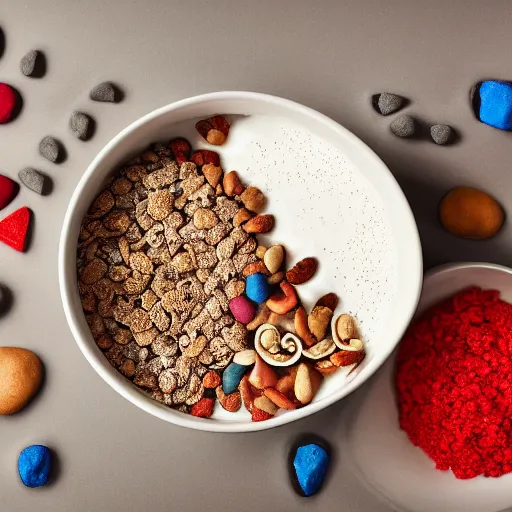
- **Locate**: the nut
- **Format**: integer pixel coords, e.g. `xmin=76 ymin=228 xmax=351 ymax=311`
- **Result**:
xmin=260 ymin=329 xmax=280 ymax=353
xmin=255 ymin=245 xmax=267 ymax=259
xmin=294 ymin=363 xmax=322 ymax=405
xmin=330 ymin=349 xmax=365 ymax=367
xmin=243 ymin=214 xmax=275 ymax=234
xmin=308 ymin=306 xmax=333 ymax=341
xmin=315 ymin=360 xmax=338 ymax=376
xmin=190 ymin=149 xmax=220 ymax=167
xmin=302 ymin=338 xmax=336 ymax=360
xmin=268 ymin=271 xmax=284 ymax=285
xmin=215 ymin=387 xmax=242 ymax=412
xmin=233 ymin=208 xmax=253 ymax=227
xmin=223 ymin=171 xmax=244 ymax=196
xmin=266 ymin=281 xmax=298 ymax=315
xmin=334 ymin=313 xmax=357 ymax=341
xmin=275 ymin=374 xmax=294 ymax=395
xmin=196 ymin=115 xmax=230 ymax=146
xmin=246 ymin=304 xmax=271 ymax=331
xmin=202 ymin=370 xmax=221 ymax=389
xmin=263 ymin=387 xmax=296 ymax=410
xmin=202 ymin=163 xmax=223 ymax=187
xmin=243 ymin=260 xmax=270 ymax=277
xmin=263 ymin=245 xmax=284 ymax=274
xmin=294 ymin=307 xmax=317 ymax=347
xmin=238 ymin=375 xmax=254 ymax=412
xmin=233 ymin=349 xmax=257 ymax=366
xmin=253 ymin=395 xmax=278 ymax=416
xmin=286 ymin=257 xmax=318 ymax=285
xmin=169 ymin=137 xmax=192 ymax=164
xmin=240 ymin=186 xmax=266 ymax=213
xmin=316 ymin=292 xmax=339 ymax=311
xmin=248 ymin=354 xmax=278 ymax=389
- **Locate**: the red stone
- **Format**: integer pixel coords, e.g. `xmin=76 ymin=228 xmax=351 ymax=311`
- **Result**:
xmin=0 ymin=83 xmax=16 ymax=124
xmin=0 ymin=206 xmax=31 ymax=252
xmin=0 ymin=174 xmax=17 ymax=211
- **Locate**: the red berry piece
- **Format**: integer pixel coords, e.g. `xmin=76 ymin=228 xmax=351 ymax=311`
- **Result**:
xmin=0 ymin=83 xmax=17 ymax=124
xmin=0 ymin=175 xmax=17 ymax=211
xmin=0 ymin=206 xmax=31 ymax=252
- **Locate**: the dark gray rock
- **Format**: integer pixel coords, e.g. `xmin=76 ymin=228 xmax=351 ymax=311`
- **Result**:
xmin=90 ymin=82 xmax=116 ymax=102
xmin=39 ymin=136 xmax=61 ymax=163
xmin=18 ymin=168 xmax=45 ymax=195
xmin=20 ymin=50 xmax=40 ymax=76
xmin=69 ymin=111 xmax=92 ymax=140
xmin=377 ymin=92 xmax=405 ymax=116
xmin=390 ymin=115 xmax=416 ymax=138
xmin=430 ymin=124 xmax=454 ymax=145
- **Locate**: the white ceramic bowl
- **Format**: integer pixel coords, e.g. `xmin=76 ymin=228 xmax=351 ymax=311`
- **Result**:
xmin=58 ymin=91 xmax=422 ymax=432
xmin=343 ymin=263 xmax=512 ymax=512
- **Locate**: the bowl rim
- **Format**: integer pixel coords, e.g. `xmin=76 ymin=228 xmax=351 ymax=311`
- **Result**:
xmin=424 ymin=261 xmax=512 ymax=280
xmin=58 ymin=90 xmax=423 ymax=432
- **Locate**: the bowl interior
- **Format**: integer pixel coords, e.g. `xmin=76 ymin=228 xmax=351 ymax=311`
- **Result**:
xmin=342 ymin=263 xmax=512 ymax=512
xmin=59 ymin=92 xmax=422 ymax=432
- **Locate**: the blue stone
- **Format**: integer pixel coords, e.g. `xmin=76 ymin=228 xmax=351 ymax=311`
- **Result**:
xmin=18 ymin=445 xmax=52 ymax=488
xmin=222 ymin=363 xmax=246 ymax=394
xmin=293 ymin=443 xmax=329 ymax=497
xmin=478 ymin=80 xmax=512 ymax=130
xmin=245 ymin=273 xmax=269 ymax=304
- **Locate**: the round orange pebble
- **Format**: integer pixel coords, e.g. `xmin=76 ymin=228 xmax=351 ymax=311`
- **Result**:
xmin=0 ymin=347 xmax=43 ymax=415
xmin=439 ymin=187 xmax=504 ymax=240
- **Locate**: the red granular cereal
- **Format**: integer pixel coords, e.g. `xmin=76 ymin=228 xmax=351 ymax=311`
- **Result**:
xmin=396 ymin=287 xmax=512 ymax=479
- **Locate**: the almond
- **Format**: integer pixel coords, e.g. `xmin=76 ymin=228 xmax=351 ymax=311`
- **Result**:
xmin=223 ymin=171 xmax=244 ymax=196
xmin=233 ymin=208 xmax=253 ymax=227
xmin=263 ymin=245 xmax=284 ymax=274
xmin=253 ymin=395 xmax=278 ymax=416
xmin=240 ymin=186 xmax=266 ymax=213
xmin=286 ymin=257 xmax=318 ymax=285
xmin=268 ymin=271 xmax=285 ymax=285
xmin=238 ymin=375 xmax=254 ymax=412
xmin=330 ymin=350 xmax=365 ymax=367
xmin=294 ymin=363 xmax=322 ymax=405
xmin=308 ymin=305 xmax=333 ymax=341
xmin=294 ymin=307 xmax=318 ymax=347
xmin=243 ymin=214 xmax=275 ymax=234
xmin=264 ymin=387 xmax=297 ymax=410
xmin=315 ymin=292 xmax=339 ymax=311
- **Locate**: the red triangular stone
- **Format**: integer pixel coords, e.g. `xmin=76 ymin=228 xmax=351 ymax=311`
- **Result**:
xmin=0 ymin=174 xmax=17 ymax=211
xmin=0 ymin=206 xmax=31 ymax=252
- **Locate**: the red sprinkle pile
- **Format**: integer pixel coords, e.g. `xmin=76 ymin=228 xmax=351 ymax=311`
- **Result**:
xmin=396 ymin=287 xmax=512 ymax=479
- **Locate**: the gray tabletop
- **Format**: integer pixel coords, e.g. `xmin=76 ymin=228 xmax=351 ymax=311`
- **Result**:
xmin=1 ymin=1 xmax=511 ymax=511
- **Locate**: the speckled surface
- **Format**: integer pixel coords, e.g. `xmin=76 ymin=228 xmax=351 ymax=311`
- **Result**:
xmin=1 ymin=1 xmax=512 ymax=511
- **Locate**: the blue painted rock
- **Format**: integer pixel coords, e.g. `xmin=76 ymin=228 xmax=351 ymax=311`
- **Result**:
xmin=222 ymin=362 xmax=246 ymax=394
xmin=473 ymin=80 xmax=512 ymax=130
xmin=18 ymin=445 xmax=52 ymax=488
xmin=245 ymin=273 xmax=269 ymax=304
xmin=291 ymin=442 xmax=330 ymax=497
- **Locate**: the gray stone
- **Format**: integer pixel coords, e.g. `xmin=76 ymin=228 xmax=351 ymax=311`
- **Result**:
xmin=90 ymin=82 xmax=116 ymax=102
xmin=20 ymin=50 xmax=40 ymax=76
xmin=18 ymin=168 xmax=45 ymax=194
xmin=430 ymin=124 xmax=454 ymax=145
xmin=390 ymin=115 xmax=416 ymax=138
xmin=377 ymin=92 xmax=405 ymax=116
xmin=39 ymin=136 xmax=60 ymax=162
xmin=69 ymin=111 xmax=91 ymax=140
